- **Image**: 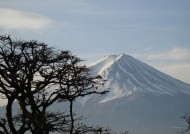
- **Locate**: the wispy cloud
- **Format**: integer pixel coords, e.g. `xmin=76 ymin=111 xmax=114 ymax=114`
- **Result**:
xmin=0 ymin=8 xmax=53 ymax=30
xmin=135 ymin=47 xmax=190 ymax=64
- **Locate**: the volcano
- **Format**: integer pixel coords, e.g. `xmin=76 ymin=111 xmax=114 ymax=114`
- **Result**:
xmin=76 ymin=53 xmax=190 ymax=134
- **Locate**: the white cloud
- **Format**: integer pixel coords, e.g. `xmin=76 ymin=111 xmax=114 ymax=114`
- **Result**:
xmin=0 ymin=8 xmax=53 ymax=30
xmin=168 ymin=48 xmax=190 ymax=61
xmin=138 ymin=47 xmax=190 ymax=64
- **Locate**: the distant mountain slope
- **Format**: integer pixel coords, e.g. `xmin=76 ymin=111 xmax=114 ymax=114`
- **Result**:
xmin=88 ymin=53 xmax=190 ymax=103
xmin=77 ymin=54 xmax=190 ymax=134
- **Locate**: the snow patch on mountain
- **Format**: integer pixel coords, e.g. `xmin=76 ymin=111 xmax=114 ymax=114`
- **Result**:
xmin=88 ymin=53 xmax=190 ymax=103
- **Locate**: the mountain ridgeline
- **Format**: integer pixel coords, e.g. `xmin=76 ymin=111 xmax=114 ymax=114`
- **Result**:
xmin=77 ymin=53 xmax=190 ymax=134
xmin=88 ymin=53 xmax=190 ymax=102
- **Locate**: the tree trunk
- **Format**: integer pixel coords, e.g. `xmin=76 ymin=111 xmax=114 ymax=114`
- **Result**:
xmin=6 ymin=99 xmax=17 ymax=134
xmin=69 ymin=100 xmax=74 ymax=134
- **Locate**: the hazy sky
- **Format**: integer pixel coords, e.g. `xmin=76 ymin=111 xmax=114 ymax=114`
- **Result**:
xmin=0 ymin=0 xmax=190 ymax=86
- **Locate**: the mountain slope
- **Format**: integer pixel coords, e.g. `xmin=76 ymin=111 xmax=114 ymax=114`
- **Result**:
xmin=77 ymin=53 xmax=190 ymax=134
xmin=88 ymin=53 xmax=190 ymax=103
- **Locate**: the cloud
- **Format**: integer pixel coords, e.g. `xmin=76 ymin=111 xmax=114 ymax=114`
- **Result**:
xmin=138 ymin=47 xmax=190 ymax=64
xmin=0 ymin=8 xmax=53 ymax=30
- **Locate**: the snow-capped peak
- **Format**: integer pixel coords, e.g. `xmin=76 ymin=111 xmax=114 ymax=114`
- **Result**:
xmin=88 ymin=53 xmax=190 ymax=103
xmin=89 ymin=53 xmax=132 ymax=75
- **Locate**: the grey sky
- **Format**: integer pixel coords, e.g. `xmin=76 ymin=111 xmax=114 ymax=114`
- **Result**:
xmin=0 ymin=0 xmax=190 ymax=86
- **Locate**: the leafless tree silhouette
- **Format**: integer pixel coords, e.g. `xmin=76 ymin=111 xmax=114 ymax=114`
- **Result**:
xmin=0 ymin=35 xmax=113 ymax=134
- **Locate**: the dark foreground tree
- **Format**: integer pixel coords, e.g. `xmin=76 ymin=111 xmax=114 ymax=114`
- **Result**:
xmin=181 ymin=114 xmax=190 ymax=133
xmin=0 ymin=35 xmax=118 ymax=134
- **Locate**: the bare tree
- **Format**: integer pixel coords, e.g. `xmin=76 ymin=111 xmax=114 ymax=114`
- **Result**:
xmin=0 ymin=35 xmax=108 ymax=134
xmin=73 ymin=124 xmax=130 ymax=134
xmin=181 ymin=114 xmax=190 ymax=133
